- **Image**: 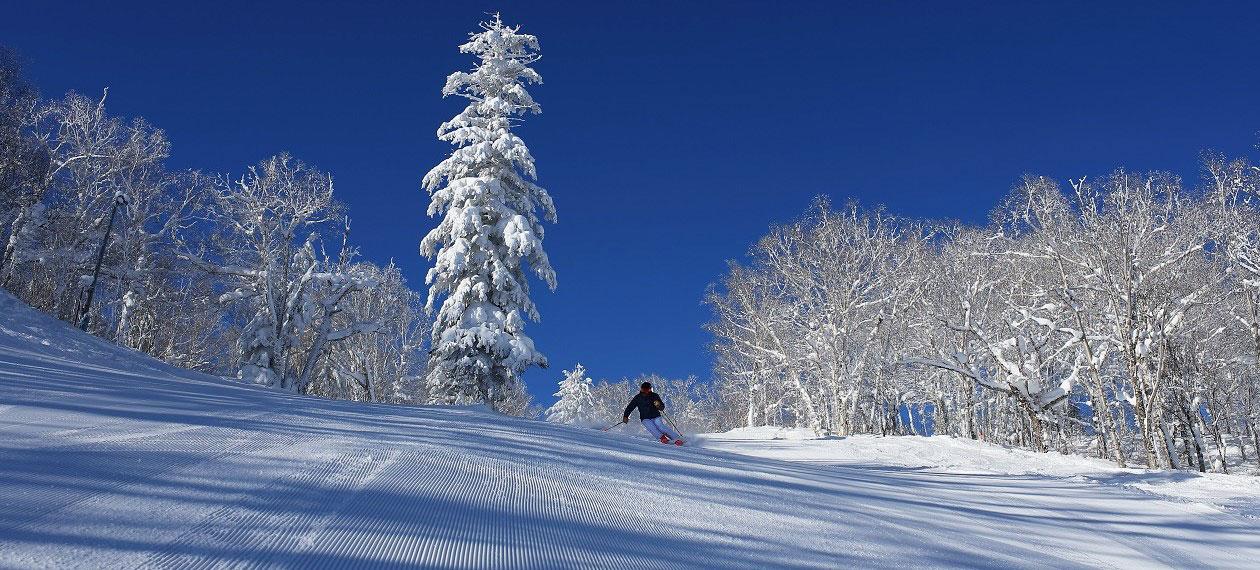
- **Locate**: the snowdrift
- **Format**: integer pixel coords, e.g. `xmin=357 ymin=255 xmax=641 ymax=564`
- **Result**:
xmin=2 ymin=290 xmax=1259 ymax=568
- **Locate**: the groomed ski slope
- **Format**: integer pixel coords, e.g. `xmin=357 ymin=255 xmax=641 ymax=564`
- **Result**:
xmin=2 ymin=291 xmax=1259 ymax=569
xmin=703 ymin=427 xmax=1260 ymax=518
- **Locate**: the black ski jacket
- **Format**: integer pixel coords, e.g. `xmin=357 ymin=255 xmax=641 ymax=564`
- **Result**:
xmin=623 ymin=392 xmax=664 ymax=421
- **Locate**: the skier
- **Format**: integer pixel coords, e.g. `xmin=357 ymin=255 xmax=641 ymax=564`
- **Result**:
xmin=621 ymin=382 xmax=684 ymax=445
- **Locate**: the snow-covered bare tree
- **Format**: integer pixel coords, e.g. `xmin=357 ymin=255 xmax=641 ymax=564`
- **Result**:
xmin=181 ymin=154 xmax=377 ymax=392
xmin=1205 ymin=151 xmax=1260 ymax=469
xmin=0 ymin=47 xmax=45 ymax=274
xmin=0 ymin=46 xmax=438 ymax=407
xmin=4 ymin=90 xmax=163 ymax=319
xmin=1064 ymin=171 xmax=1215 ymax=467
xmin=545 ymin=363 xmax=598 ymax=426
xmin=0 ymin=86 xmax=225 ymax=368
xmin=706 ymin=264 xmax=776 ymax=429
xmin=707 ymin=200 xmax=929 ymax=436
xmin=0 ymin=70 xmax=232 ymax=371
xmin=707 ymin=157 xmax=1259 ymax=471
xmin=420 ymin=14 xmax=557 ymax=411
xmin=312 ymin=261 xmax=431 ymax=403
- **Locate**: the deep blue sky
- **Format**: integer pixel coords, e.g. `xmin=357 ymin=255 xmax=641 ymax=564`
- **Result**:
xmin=5 ymin=1 xmax=1259 ymax=405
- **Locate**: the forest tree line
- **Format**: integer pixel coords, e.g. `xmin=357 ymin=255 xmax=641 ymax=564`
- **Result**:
xmin=706 ymin=152 xmax=1260 ymax=472
xmin=0 ymin=47 xmax=434 ymax=406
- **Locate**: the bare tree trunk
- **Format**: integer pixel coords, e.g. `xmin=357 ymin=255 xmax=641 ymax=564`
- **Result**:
xmin=1191 ymin=414 xmax=1209 ymax=473
xmin=1177 ymin=423 xmax=1196 ymax=471
xmin=1212 ymin=424 xmax=1229 ymax=474
xmin=1161 ymin=422 xmax=1181 ymax=469
xmin=1251 ymin=422 xmax=1260 ymax=474
xmin=1020 ymin=399 xmax=1047 ymax=453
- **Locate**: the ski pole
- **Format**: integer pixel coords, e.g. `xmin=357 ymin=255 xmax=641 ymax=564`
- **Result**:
xmin=661 ymin=410 xmax=685 ymax=437
xmin=600 ymin=419 xmax=626 ymax=432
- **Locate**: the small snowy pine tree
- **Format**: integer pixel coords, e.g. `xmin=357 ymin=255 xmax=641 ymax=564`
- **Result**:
xmin=421 ymin=14 xmax=556 ymax=410
xmin=545 ymin=364 xmax=598 ymax=426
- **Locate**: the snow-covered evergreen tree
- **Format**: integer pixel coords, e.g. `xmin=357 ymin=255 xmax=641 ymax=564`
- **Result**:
xmin=420 ymin=14 xmax=556 ymax=410
xmin=546 ymin=364 xmax=598 ymax=426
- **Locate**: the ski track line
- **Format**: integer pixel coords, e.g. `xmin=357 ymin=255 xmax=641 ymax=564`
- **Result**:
xmin=0 ymin=436 xmax=313 ymax=570
xmin=519 ymin=451 xmax=687 ymax=569
xmin=288 ymin=449 xmax=402 ymax=557
xmin=828 ymin=464 xmax=1107 ymax=568
xmin=299 ymin=446 xmax=433 ymax=567
xmin=889 ymin=463 xmax=1258 ymax=568
xmin=296 ymin=446 xmax=462 ymax=568
xmin=876 ymin=474 xmax=1090 ymax=567
xmin=497 ymin=445 xmax=670 ymax=569
xmin=865 ymin=471 xmax=1112 ymax=569
xmin=1086 ymin=473 xmax=1260 ymax=521
xmin=137 ymin=446 xmax=389 ymax=569
xmin=298 ymin=445 xmax=648 ymax=569
xmin=32 ymin=408 xmax=277 ymax=449
xmin=1053 ymin=480 xmax=1240 ymax=568
xmin=706 ymin=441 xmax=1254 ymax=569
xmin=1086 ymin=494 xmax=1257 ymax=570
xmin=549 ymin=463 xmax=666 ymax=568
xmin=670 ymin=450 xmax=1072 ymax=569
xmin=0 ymin=412 xmax=297 ymax=532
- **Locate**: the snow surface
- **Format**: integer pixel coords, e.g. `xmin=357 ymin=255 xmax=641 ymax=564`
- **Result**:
xmin=2 ymin=291 xmax=1260 ymax=569
xmin=703 ymin=427 xmax=1260 ymax=520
